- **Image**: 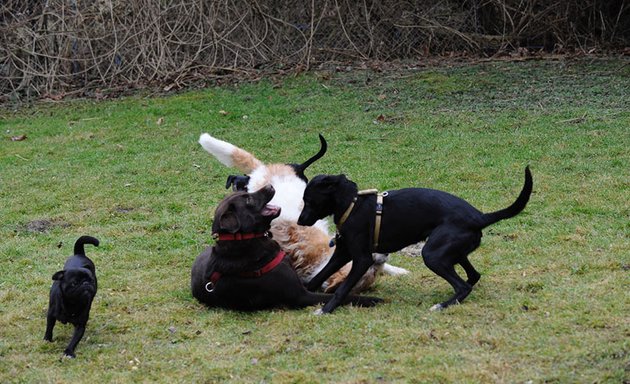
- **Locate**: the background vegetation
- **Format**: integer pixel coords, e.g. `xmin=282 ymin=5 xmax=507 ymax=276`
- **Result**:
xmin=1 ymin=58 xmax=629 ymax=382
xmin=1 ymin=0 xmax=629 ymax=101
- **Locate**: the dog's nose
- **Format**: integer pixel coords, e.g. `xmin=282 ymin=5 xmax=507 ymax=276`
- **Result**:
xmin=263 ymin=184 xmax=275 ymax=194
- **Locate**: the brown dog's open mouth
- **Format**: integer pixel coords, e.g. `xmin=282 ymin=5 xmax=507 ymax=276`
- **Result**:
xmin=261 ymin=204 xmax=281 ymax=217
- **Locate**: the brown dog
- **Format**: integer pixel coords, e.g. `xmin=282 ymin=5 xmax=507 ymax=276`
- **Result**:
xmin=190 ymin=185 xmax=382 ymax=310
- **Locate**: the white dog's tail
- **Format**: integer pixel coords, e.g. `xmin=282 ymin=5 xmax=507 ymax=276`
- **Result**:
xmin=381 ymin=263 xmax=410 ymax=276
xmin=199 ymin=133 xmax=262 ymax=173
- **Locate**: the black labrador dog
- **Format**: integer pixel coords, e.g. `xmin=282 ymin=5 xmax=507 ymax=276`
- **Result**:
xmin=297 ymin=167 xmax=533 ymax=314
xmin=191 ymin=185 xmax=382 ymax=310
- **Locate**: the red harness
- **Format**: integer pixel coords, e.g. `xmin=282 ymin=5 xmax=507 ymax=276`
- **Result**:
xmin=205 ymin=248 xmax=286 ymax=292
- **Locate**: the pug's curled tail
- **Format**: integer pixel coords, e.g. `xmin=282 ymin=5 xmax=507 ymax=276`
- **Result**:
xmin=74 ymin=236 xmax=100 ymax=256
xmin=199 ymin=133 xmax=262 ymax=173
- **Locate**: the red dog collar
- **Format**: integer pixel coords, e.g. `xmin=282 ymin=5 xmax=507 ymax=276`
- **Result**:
xmin=213 ymin=232 xmax=268 ymax=241
xmin=206 ymin=250 xmax=286 ymax=292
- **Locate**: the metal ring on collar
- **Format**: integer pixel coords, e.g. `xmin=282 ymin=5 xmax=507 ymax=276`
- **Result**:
xmin=205 ymin=282 xmax=215 ymax=293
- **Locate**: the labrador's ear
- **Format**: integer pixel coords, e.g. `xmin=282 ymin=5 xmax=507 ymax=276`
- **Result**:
xmin=218 ymin=210 xmax=240 ymax=233
xmin=52 ymin=271 xmax=65 ymax=281
xmin=320 ymin=174 xmax=345 ymax=191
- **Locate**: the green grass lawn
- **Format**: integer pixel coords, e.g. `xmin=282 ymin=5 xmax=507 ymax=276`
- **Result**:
xmin=1 ymin=58 xmax=628 ymax=383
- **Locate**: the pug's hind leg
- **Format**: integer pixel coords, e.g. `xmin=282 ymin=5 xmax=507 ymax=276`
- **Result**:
xmin=44 ymin=314 xmax=56 ymax=342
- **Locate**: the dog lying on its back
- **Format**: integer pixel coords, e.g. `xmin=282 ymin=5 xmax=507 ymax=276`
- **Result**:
xmin=190 ymin=185 xmax=382 ymax=310
xmin=44 ymin=236 xmax=99 ymax=358
xmin=198 ymin=133 xmax=408 ymax=293
xmin=298 ymin=167 xmax=533 ymax=314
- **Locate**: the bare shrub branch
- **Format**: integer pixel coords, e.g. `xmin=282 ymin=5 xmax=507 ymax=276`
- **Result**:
xmin=0 ymin=0 xmax=627 ymax=101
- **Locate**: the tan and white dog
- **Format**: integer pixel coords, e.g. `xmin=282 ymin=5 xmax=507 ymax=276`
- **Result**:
xmin=198 ymin=133 xmax=408 ymax=293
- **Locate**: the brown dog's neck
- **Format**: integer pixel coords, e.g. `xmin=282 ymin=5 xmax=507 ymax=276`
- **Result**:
xmin=212 ymin=237 xmax=282 ymax=275
xmin=213 ymin=232 xmax=268 ymax=241
xmin=214 ymin=236 xmax=276 ymax=251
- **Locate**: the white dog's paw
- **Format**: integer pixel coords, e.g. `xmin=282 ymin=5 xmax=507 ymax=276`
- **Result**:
xmin=313 ymin=308 xmax=325 ymax=316
xmin=429 ymin=303 xmax=444 ymax=312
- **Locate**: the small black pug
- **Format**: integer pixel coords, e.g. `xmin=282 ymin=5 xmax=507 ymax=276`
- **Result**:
xmin=44 ymin=235 xmax=99 ymax=358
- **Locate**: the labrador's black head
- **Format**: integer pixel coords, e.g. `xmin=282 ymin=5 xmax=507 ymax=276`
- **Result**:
xmin=298 ymin=174 xmax=349 ymax=226
xmin=52 ymin=268 xmax=96 ymax=302
xmin=213 ymin=185 xmax=281 ymax=234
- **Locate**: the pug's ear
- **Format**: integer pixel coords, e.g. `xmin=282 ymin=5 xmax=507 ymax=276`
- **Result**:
xmin=218 ymin=210 xmax=240 ymax=233
xmin=52 ymin=271 xmax=65 ymax=281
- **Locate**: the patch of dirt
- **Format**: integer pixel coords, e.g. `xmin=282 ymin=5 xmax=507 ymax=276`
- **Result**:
xmin=114 ymin=206 xmax=135 ymax=213
xmin=21 ymin=219 xmax=70 ymax=234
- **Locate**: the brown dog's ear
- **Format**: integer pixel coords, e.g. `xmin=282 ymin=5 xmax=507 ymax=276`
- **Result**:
xmin=218 ymin=210 xmax=240 ymax=233
xmin=52 ymin=271 xmax=65 ymax=281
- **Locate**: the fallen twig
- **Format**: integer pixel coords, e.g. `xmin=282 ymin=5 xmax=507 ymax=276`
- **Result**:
xmin=558 ymin=112 xmax=588 ymax=124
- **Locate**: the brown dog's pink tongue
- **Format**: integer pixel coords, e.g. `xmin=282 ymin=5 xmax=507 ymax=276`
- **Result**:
xmin=261 ymin=204 xmax=280 ymax=216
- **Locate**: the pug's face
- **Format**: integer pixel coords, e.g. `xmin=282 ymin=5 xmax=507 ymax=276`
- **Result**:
xmin=53 ymin=268 xmax=96 ymax=302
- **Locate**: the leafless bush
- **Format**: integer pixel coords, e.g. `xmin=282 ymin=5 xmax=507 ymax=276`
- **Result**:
xmin=1 ymin=0 xmax=627 ymax=101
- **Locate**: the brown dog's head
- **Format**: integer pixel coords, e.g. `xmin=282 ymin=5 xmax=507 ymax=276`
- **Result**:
xmin=212 ymin=185 xmax=281 ymax=234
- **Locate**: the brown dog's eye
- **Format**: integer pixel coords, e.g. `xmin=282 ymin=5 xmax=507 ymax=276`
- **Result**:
xmin=245 ymin=196 xmax=255 ymax=207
